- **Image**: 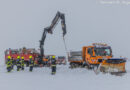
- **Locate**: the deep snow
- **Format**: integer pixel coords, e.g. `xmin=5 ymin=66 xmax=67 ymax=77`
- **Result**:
xmin=0 ymin=61 xmax=130 ymax=90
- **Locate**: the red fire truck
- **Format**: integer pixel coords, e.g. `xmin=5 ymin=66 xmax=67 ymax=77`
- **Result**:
xmin=5 ymin=49 xmax=19 ymax=63
xmin=5 ymin=47 xmax=39 ymax=66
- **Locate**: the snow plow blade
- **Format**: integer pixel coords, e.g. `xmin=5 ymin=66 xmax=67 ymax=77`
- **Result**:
xmin=100 ymin=58 xmax=126 ymax=75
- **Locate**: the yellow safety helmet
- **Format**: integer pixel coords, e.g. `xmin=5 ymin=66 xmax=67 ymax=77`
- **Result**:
xmin=17 ymin=56 xmax=20 ymax=59
xmin=21 ymin=57 xmax=24 ymax=59
xmin=52 ymin=56 xmax=55 ymax=59
xmin=8 ymin=56 xmax=11 ymax=59
xmin=29 ymin=56 xmax=32 ymax=59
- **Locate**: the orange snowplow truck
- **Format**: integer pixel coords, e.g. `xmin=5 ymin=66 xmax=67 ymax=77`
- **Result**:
xmin=69 ymin=43 xmax=126 ymax=73
xmin=69 ymin=43 xmax=112 ymax=67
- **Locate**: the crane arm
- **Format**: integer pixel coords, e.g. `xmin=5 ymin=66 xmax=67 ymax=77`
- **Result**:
xmin=39 ymin=11 xmax=66 ymax=62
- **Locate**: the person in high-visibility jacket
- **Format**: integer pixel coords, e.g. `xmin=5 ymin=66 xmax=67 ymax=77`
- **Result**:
xmin=29 ymin=56 xmax=34 ymax=72
xmin=6 ymin=56 xmax=12 ymax=72
xmin=51 ymin=56 xmax=57 ymax=75
xmin=16 ymin=56 xmax=21 ymax=71
xmin=11 ymin=57 xmax=15 ymax=70
xmin=21 ymin=57 xmax=25 ymax=70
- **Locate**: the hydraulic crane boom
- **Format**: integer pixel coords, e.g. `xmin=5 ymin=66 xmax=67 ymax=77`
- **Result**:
xmin=39 ymin=11 xmax=66 ymax=62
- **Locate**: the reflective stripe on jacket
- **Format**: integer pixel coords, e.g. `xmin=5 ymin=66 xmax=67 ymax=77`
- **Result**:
xmin=6 ymin=61 xmax=12 ymax=67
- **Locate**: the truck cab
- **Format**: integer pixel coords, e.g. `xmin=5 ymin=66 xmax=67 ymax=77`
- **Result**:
xmin=83 ymin=43 xmax=112 ymax=66
xmin=5 ymin=49 xmax=19 ymax=63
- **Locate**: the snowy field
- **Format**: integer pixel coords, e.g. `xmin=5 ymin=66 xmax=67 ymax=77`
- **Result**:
xmin=0 ymin=61 xmax=130 ymax=90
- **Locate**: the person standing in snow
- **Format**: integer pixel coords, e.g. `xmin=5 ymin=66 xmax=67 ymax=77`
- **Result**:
xmin=51 ymin=56 xmax=57 ymax=75
xmin=29 ymin=56 xmax=34 ymax=72
xmin=16 ymin=56 xmax=21 ymax=71
xmin=21 ymin=57 xmax=25 ymax=70
xmin=6 ymin=56 xmax=12 ymax=72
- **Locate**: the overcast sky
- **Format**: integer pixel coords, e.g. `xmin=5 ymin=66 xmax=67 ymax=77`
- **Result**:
xmin=0 ymin=0 xmax=130 ymax=63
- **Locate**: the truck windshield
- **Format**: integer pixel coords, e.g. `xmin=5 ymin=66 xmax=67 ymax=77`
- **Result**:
xmin=94 ymin=48 xmax=111 ymax=56
xmin=11 ymin=51 xmax=19 ymax=54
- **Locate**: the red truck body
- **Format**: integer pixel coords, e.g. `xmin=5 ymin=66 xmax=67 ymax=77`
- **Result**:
xmin=5 ymin=48 xmax=39 ymax=63
xmin=5 ymin=49 xmax=19 ymax=63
